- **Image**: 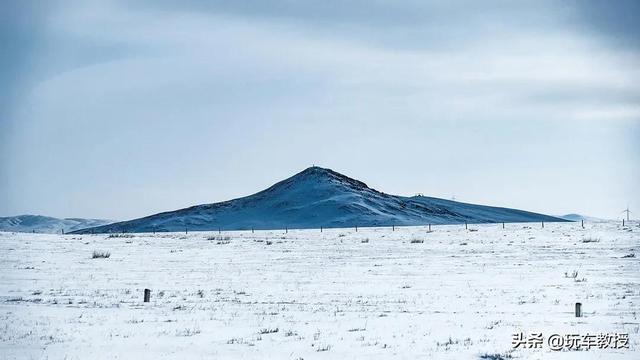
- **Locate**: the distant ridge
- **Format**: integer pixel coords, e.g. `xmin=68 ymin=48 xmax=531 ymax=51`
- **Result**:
xmin=0 ymin=215 xmax=113 ymax=234
xmin=556 ymin=213 xmax=603 ymax=222
xmin=73 ymin=166 xmax=567 ymax=233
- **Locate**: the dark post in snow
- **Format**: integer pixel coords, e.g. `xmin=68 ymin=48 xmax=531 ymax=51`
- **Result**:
xmin=185 ymin=227 xmax=188 ymax=234
xmin=502 ymin=222 xmax=505 ymax=229
xmin=218 ymin=227 xmax=221 ymax=234
xmin=285 ymin=227 xmax=288 ymax=234
xmin=428 ymin=224 xmax=431 ymax=232
xmin=355 ymin=226 xmax=358 ymax=232
xmin=321 ymin=226 xmax=323 ymax=233
xmin=62 ymin=229 xmax=65 ymax=235
xmin=465 ymin=221 xmax=468 ymax=230
xmin=623 ymin=219 xmax=625 ymax=226
xmin=392 ymin=225 xmax=395 ymax=231
xmin=575 ymin=302 xmax=582 ymax=317
xmin=581 ymin=219 xmax=584 ymax=228
xmin=252 ymin=228 xmax=254 ymax=234
xmin=144 ymin=289 xmax=151 ymax=303
xmin=542 ymin=221 xmax=544 ymax=228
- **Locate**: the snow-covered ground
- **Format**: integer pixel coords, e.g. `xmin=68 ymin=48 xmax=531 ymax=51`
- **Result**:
xmin=0 ymin=221 xmax=638 ymax=359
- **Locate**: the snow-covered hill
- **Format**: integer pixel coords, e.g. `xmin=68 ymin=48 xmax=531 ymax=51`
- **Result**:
xmin=0 ymin=215 xmax=113 ymax=234
xmin=557 ymin=213 xmax=604 ymax=222
xmin=74 ymin=166 xmax=567 ymax=233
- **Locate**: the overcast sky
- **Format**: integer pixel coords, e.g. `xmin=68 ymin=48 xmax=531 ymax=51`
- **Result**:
xmin=1 ymin=0 xmax=639 ymax=220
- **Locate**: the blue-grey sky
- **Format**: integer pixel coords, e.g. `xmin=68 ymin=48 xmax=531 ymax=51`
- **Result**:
xmin=1 ymin=0 xmax=639 ymax=220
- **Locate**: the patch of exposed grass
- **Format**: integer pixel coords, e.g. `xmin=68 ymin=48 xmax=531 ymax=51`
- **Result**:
xmin=91 ymin=250 xmax=110 ymax=259
xmin=258 ymin=327 xmax=279 ymax=334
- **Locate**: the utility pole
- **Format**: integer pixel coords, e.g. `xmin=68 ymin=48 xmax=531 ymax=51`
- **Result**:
xmin=622 ymin=206 xmax=631 ymax=222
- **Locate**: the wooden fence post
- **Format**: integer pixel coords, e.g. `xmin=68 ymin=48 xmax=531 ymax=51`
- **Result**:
xmin=144 ymin=289 xmax=151 ymax=303
xmin=575 ymin=302 xmax=582 ymax=317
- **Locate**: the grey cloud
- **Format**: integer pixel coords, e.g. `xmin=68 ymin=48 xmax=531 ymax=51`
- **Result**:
xmin=121 ymin=0 xmax=640 ymax=52
xmin=524 ymin=86 xmax=640 ymax=107
xmin=121 ymin=0 xmax=568 ymax=50
xmin=567 ymin=0 xmax=640 ymax=49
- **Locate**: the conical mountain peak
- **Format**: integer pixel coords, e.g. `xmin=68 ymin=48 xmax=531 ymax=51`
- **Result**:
xmin=72 ymin=167 xmax=567 ymax=233
xmin=280 ymin=166 xmax=373 ymax=193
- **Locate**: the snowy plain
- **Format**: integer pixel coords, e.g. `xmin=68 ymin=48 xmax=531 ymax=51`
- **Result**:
xmin=0 ymin=221 xmax=638 ymax=359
